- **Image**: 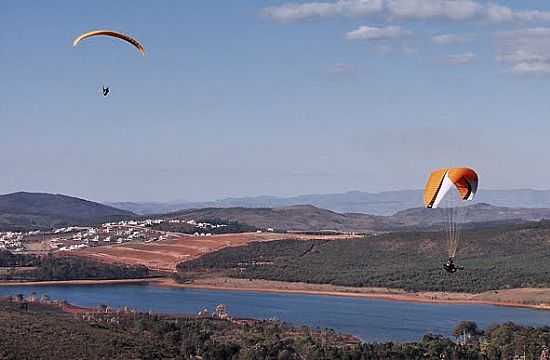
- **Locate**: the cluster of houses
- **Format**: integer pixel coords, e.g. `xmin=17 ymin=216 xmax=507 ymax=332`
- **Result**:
xmin=0 ymin=222 xmax=161 ymax=253
xmin=166 ymin=218 xmax=231 ymax=237
xmin=52 ymin=225 xmax=158 ymax=252
xmin=1 ymin=216 xmax=254 ymax=254
xmin=167 ymin=218 xmax=227 ymax=228
xmin=101 ymin=218 xmax=228 ymax=236
xmin=0 ymin=230 xmax=40 ymax=252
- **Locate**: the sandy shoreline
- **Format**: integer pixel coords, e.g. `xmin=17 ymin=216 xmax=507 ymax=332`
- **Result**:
xmin=0 ymin=278 xmax=156 ymax=286
xmin=1 ymin=277 xmax=550 ymax=311
xmin=154 ymin=278 xmax=550 ymax=311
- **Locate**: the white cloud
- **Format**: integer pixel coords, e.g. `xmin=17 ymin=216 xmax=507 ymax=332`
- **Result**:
xmin=488 ymin=4 xmax=550 ymax=23
xmin=486 ymin=3 xmax=514 ymax=22
xmin=497 ymin=49 xmax=547 ymax=65
xmin=444 ymin=52 xmax=476 ymax=64
xmin=511 ymin=62 xmax=550 ymax=74
xmin=402 ymin=45 xmax=417 ymax=54
xmin=346 ymin=25 xmax=408 ymax=40
xmin=386 ymin=0 xmax=481 ymax=20
xmin=516 ymin=11 xmax=550 ymax=23
xmin=263 ymin=1 xmax=550 ymax=24
xmin=374 ymin=44 xmax=393 ymax=54
xmin=261 ymin=0 xmax=384 ymax=22
xmin=329 ymin=63 xmax=355 ymax=73
xmin=432 ymin=33 xmax=468 ymax=45
xmin=496 ymin=28 xmax=550 ymax=75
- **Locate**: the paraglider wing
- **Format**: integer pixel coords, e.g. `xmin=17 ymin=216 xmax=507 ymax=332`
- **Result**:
xmin=73 ymin=30 xmax=145 ymax=55
xmin=448 ymin=168 xmax=478 ymax=202
xmin=423 ymin=168 xmax=478 ymax=209
xmin=423 ymin=167 xmax=479 ymax=262
xmin=423 ymin=169 xmax=448 ymax=209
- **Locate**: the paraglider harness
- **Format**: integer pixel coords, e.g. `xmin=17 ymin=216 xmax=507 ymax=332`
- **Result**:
xmin=102 ymin=86 xmax=110 ymax=97
xmin=443 ymin=257 xmax=464 ymax=273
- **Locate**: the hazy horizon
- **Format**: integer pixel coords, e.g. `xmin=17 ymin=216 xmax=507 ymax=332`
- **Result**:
xmin=108 ymin=186 xmax=550 ymax=204
xmin=6 ymin=187 xmax=550 ymax=205
xmin=3 ymin=1 xmax=550 ymax=202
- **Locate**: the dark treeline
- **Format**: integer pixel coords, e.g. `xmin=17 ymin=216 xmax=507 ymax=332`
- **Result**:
xmin=1 ymin=299 xmax=550 ymax=359
xmin=0 ymin=250 xmax=149 ymax=281
xmin=152 ymin=218 xmax=257 ymax=234
xmin=178 ymin=221 xmax=550 ymax=293
xmin=0 ymin=250 xmax=35 ymax=267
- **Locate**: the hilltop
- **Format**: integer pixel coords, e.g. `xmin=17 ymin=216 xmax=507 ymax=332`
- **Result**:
xmin=3 ymin=191 xmax=550 ymax=233
xmin=109 ymin=189 xmax=550 ymax=215
xmin=163 ymin=203 xmax=550 ymax=232
xmin=0 ymin=192 xmax=134 ymax=231
xmin=164 ymin=205 xmax=384 ymax=232
xmin=389 ymin=203 xmax=550 ymax=228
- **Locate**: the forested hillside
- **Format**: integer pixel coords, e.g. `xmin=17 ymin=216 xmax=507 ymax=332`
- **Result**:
xmin=0 ymin=251 xmax=150 ymax=281
xmin=178 ymin=221 xmax=550 ymax=293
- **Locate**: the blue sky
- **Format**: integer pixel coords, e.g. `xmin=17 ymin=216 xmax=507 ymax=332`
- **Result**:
xmin=1 ymin=0 xmax=550 ymax=202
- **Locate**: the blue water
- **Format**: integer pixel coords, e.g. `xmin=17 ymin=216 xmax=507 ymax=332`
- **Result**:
xmin=1 ymin=284 xmax=550 ymax=342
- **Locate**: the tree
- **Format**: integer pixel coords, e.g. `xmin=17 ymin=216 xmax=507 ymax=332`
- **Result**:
xmin=453 ymin=321 xmax=481 ymax=338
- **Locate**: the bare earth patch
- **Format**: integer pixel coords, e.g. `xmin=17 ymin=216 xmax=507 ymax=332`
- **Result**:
xmin=73 ymin=232 xmax=360 ymax=271
xmin=472 ymin=288 xmax=550 ymax=306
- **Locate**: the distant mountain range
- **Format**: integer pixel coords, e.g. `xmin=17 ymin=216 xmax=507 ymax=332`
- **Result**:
xmin=164 ymin=205 xmax=382 ymax=232
xmin=0 ymin=192 xmax=134 ymax=231
xmin=4 ymin=191 xmax=550 ymax=233
xmin=108 ymin=189 xmax=550 ymax=216
xmin=163 ymin=203 xmax=550 ymax=232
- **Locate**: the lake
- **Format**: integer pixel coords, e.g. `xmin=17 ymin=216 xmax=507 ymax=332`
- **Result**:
xmin=1 ymin=283 xmax=550 ymax=342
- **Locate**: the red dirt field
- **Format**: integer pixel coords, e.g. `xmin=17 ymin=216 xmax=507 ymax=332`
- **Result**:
xmin=73 ymin=232 xmax=360 ymax=272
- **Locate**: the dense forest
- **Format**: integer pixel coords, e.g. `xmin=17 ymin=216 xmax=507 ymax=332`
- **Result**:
xmin=178 ymin=221 xmax=550 ymax=293
xmin=0 ymin=298 xmax=549 ymax=359
xmin=0 ymin=251 xmax=149 ymax=281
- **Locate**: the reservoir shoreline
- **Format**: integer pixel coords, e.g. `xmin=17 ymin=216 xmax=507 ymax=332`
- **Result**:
xmin=1 ymin=277 xmax=550 ymax=311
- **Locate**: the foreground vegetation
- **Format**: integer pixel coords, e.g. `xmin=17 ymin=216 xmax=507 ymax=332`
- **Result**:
xmin=0 ymin=298 xmax=549 ymax=359
xmin=178 ymin=221 xmax=550 ymax=293
xmin=0 ymin=251 xmax=150 ymax=281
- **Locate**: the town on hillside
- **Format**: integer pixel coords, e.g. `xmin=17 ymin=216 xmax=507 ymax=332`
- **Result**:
xmin=0 ymin=218 xmax=271 ymax=254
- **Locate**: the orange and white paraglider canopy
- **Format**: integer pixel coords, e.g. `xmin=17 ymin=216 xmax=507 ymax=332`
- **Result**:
xmin=424 ymin=168 xmax=478 ymax=209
